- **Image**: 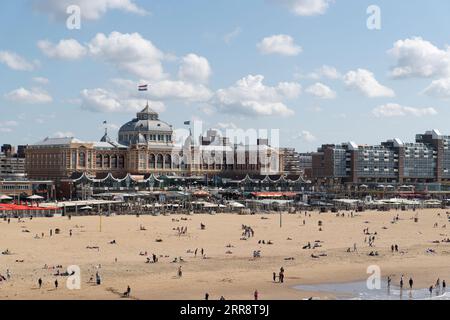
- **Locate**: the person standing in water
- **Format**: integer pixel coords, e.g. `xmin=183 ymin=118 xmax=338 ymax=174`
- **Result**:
xmin=409 ymin=278 xmax=414 ymax=290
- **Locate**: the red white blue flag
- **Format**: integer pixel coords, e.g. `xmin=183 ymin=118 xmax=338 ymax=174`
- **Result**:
xmin=138 ymin=84 xmax=148 ymax=91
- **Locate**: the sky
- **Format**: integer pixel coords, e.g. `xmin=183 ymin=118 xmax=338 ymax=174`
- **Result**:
xmin=1 ymin=0 xmax=450 ymax=152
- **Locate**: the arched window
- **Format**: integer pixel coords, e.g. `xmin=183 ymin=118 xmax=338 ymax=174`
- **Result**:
xmin=157 ymin=154 xmax=164 ymax=169
xmin=103 ymin=155 xmax=110 ymax=168
xmin=78 ymin=152 xmax=86 ymax=167
xmin=172 ymin=154 xmax=179 ymax=169
xmin=96 ymin=154 xmax=103 ymax=168
xmin=149 ymin=154 xmax=156 ymax=169
xmin=111 ymin=155 xmax=118 ymax=168
xmin=118 ymin=155 xmax=125 ymax=168
xmin=165 ymin=154 xmax=172 ymax=169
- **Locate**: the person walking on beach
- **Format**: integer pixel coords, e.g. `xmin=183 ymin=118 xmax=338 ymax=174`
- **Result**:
xmin=409 ymin=278 xmax=413 ymax=290
xmin=279 ymin=267 xmax=285 ymax=283
xmin=178 ymin=266 xmax=183 ymax=278
xmin=54 ymin=279 xmax=58 ymax=289
xmin=443 ymin=280 xmax=446 ymax=293
xmin=205 ymin=293 xmax=209 ymax=300
xmin=400 ymin=275 xmax=404 ymax=289
xmin=273 ymin=272 xmax=277 ymax=282
xmin=254 ymin=290 xmax=258 ymax=300
xmin=126 ymin=285 xmax=131 ymax=297
xmin=38 ymin=278 xmax=42 ymax=289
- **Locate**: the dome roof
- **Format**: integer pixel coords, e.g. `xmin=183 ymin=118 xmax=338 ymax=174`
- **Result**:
xmin=119 ymin=118 xmax=172 ymax=133
xmin=119 ymin=105 xmax=172 ymax=133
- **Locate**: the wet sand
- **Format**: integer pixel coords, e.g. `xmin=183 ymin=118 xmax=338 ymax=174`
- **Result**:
xmin=0 ymin=209 xmax=449 ymax=300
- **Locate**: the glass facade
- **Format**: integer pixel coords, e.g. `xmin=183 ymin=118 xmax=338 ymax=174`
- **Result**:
xmin=403 ymin=143 xmax=435 ymax=179
xmin=355 ymin=146 xmax=397 ymax=179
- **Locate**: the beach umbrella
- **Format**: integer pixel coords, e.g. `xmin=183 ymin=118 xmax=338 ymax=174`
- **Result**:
xmin=27 ymin=195 xmax=44 ymax=200
xmin=80 ymin=206 xmax=93 ymax=210
xmin=0 ymin=195 xmax=13 ymax=200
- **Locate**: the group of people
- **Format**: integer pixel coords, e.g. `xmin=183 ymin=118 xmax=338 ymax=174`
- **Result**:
xmin=242 ymin=225 xmax=255 ymax=238
xmin=37 ymin=278 xmax=59 ymax=290
xmin=176 ymin=226 xmax=188 ymax=235
xmin=144 ymin=253 xmax=159 ymax=263
xmin=273 ymin=267 xmax=285 ymax=283
xmin=388 ymin=275 xmax=447 ymax=296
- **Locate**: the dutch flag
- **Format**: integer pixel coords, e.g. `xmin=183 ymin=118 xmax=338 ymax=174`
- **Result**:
xmin=138 ymin=84 xmax=148 ymax=91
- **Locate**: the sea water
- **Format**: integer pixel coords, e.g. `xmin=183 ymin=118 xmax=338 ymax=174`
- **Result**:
xmin=295 ymin=280 xmax=450 ymax=300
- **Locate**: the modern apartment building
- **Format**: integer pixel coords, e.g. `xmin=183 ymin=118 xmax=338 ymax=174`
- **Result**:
xmin=312 ymin=130 xmax=450 ymax=186
xmin=0 ymin=144 xmax=26 ymax=180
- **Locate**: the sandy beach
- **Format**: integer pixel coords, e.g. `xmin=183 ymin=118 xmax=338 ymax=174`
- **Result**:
xmin=0 ymin=209 xmax=449 ymax=300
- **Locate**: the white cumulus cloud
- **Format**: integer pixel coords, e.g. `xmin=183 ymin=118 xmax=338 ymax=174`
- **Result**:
xmin=88 ymin=32 xmax=165 ymax=79
xmin=306 ymin=65 xmax=341 ymax=80
xmin=0 ymin=51 xmax=35 ymax=71
xmin=344 ymin=69 xmax=395 ymax=98
xmin=257 ymin=34 xmax=302 ymax=56
xmin=38 ymin=39 xmax=87 ymax=60
xmin=178 ymin=53 xmax=212 ymax=84
xmin=372 ymin=103 xmax=437 ymax=118
xmin=271 ymin=0 xmax=333 ymax=16
xmin=305 ymin=82 xmax=336 ymax=99
xmin=33 ymin=0 xmax=148 ymax=21
xmin=212 ymin=74 xmax=301 ymax=116
xmin=423 ymin=78 xmax=450 ymax=99
xmin=295 ymin=130 xmax=317 ymax=142
xmin=4 ymin=87 xmax=53 ymax=104
xmin=80 ymin=88 xmax=165 ymax=113
xmin=388 ymin=37 xmax=450 ymax=79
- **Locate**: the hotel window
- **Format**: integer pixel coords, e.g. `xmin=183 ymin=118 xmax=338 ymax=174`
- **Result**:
xmin=96 ymin=154 xmax=102 ymax=168
xmin=111 ymin=155 xmax=118 ymax=168
xmin=103 ymin=155 xmax=110 ymax=168
xmin=72 ymin=151 xmax=77 ymax=167
xmin=78 ymin=152 xmax=86 ymax=167
xmin=118 ymin=155 xmax=125 ymax=168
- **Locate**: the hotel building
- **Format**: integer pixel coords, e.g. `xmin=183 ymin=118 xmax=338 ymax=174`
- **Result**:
xmin=24 ymin=106 xmax=287 ymax=198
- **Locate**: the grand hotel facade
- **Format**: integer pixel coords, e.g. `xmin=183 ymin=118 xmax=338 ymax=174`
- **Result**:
xmin=25 ymin=106 xmax=288 ymax=198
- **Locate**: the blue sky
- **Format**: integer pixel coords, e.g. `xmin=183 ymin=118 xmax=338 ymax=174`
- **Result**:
xmin=1 ymin=0 xmax=450 ymax=152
